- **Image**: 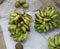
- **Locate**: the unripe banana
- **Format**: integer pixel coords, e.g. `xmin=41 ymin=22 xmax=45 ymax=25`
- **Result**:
xmin=47 ymin=10 xmax=51 ymax=17
xmin=48 ymin=23 xmax=53 ymax=30
xmin=18 ymin=34 xmax=24 ymax=42
xmin=58 ymin=34 xmax=60 ymax=45
xmin=22 ymin=17 xmax=30 ymax=25
xmin=48 ymin=37 xmax=56 ymax=47
xmin=48 ymin=34 xmax=60 ymax=49
xmin=21 ymin=26 xmax=26 ymax=32
xmin=34 ymin=24 xmax=40 ymax=29
xmin=24 ymin=24 xmax=29 ymax=29
xmin=40 ymin=11 xmax=44 ymax=17
xmin=51 ymin=21 xmax=57 ymax=27
xmin=18 ymin=23 xmax=21 ymax=27
xmin=22 ymin=32 xmax=29 ymax=41
xmin=50 ymin=9 xmax=56 ymax=17
xmin=54 ymin=35 xmax=59 ymax=46
xmin=8 ymin=10 xmax=33 ymax=42
xmin=14 ymin=10 xmax=20 ymax=15
xmin=14 ymin=15 xmax=20 ymax=21
xmin=35 ymin=18 xmax=42 ymax=23
xmin=43 ymin=29 xmax=47 ymax=32
xmin=44 ymin=18 xmax=51 ymax=22
xmin=10 ymin=13 xmax=17 ymax=17
xmin=51 ymin=14 xmax=59 ymax=18
xmin=36 ymin=29 xmax=41 ymax=32
xmin=37 ymin=27 xmax=41 ymax=30
xmin=35 ymin=14 xmax=42 ymax=20
xmin=46 ymin=25 xmax=49 ymax=31
xmin=35 ymin=6 xmax=60 ymax=33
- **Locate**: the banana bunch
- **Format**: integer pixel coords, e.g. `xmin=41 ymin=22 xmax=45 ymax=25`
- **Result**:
xmin=48 ymin=34 xmax=60 ymax=49
xmin=34 ymin=6 xmax=60 ymax=33
xmin=8 ymin=10 xmax=33 ymax=42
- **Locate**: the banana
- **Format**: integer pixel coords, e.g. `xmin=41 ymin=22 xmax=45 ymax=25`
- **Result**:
xmin=48 ymin=23 xmax=53 ymax=30
xmin=28 ymin=15 xmax=33 ymax=21
xmin=54 ymin=35 xmax=59 ymax=46
xmin=10 ymin=13 xmax=17 ymax=17
xmin=35 ymin=6 xmax=60 ymax=33
xmin=46 ymin=6 xmax=51 ymax=11
xmin=16 ymin=28 xmax=20 ymax=34
xmin=24 ymin=24 xmax=29 ymax=29
xmin=22 ymin=32 xmax=29 ymax=41
xmin=21 ymin=26 xmax=26 ymax=32
xmin=14 ymin=10 xmax=20 ymax=15
xmin=40 ymin=24 xmax=44 ymax=28
xmin=48 ymin=37 xmax=56 ymax=47
xmin=40 ymin=9 xmax=45 ymax=17
xmin=14 ymin=15 xmax=20 ymax=21
xmin=48 ymin=34 xmax=60 ymax=49
xmin=34 ymin=24 xmax=39 ymax=28
xmin=14 ymin=37 xmax=18 ymax=41
xmin=46 ymin=24 xmax=49 ymax=31
xmin=25 ymin=17 xmax=31 ymax=22
xmin=37 ymin=26 xmax=41 ymax=30
xmin=51 ymin=14 xmax=59 ymax=18
xmin=43 ymin=29 xmax=47 ymax=32
xmin=47 ymin=10 xmax=51 ymax=16
xmin=18 ymin=34 xmax=24 ymax=42
xmin=35 ymin=18 xmax=42 ymax=23
xmin=36 ymin=14 xmax=42 ymax=20
xmin=20 ymin=10 xmax=25 ymax=15
xmin=50 ymin=9 xmax=56 ymax=17
xmin=46 ymin=7 xmax=50 ymax=15
xmin=36 ymin=29 xmax=41 ymax=32
xmin=44 ymin=18 xmax=51 ymax=22
xmin=22 ymin=17 xmax=30 ymax=25
xmin=9 ymin=25 xmax=17 ymax=30
xmin=51 ymin=21 xmax=57 ymax=27
xmin=58 ymin=34 xmax=60 ymax=45
xmin=10 ymin=31 xmax=15 ymax=35
xmin=18 ymin=23 xmax=21 ymax=27
xmin=9 ymin=19 xmax=15 ymax=23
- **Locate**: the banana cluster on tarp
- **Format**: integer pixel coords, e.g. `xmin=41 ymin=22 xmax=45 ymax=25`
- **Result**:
xmin=8 ymin=10 xmax=33 ymax=42
xmin=48 ymin=34 xmax=60 ymax=49
xmin=34 ymin=6 xmax=60 ymax=33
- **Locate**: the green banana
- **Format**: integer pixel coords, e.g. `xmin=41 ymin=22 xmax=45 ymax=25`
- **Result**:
xmin=10 ymin=13 xmax=17 ymax=17
xmin=54 ymin=35 xmax=59 ymax=46
xmin=48 ymin=34 xmax=60 ymax=49
xmin=50 ymin=9 xmax=56 ymax=16
xmin=46 ymin=24 xmax=49 ymax=31
xmin=14 ymin=15 xmax=20 ymax=21
xmin=8 ymin=10 xmax=33 ymax=42
xmin=48 ymin=23 xmax=53 ymax=30
xmin=58 ymin=34 xmax=60 ymax=45
xmin=35 ymin=6 xmax=60 ymax=33
xmin=51 ymin=21 xmax=57 ymax=27
xmin=14 ymin=10 xmax=20 ymax=15
xmin=48 ymin=37 xmax=56 ymax=47
xmin=22 ymin=32 xmax=29 ymax=41
xmin=51 ymin=14 xmax=59 ymax=18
